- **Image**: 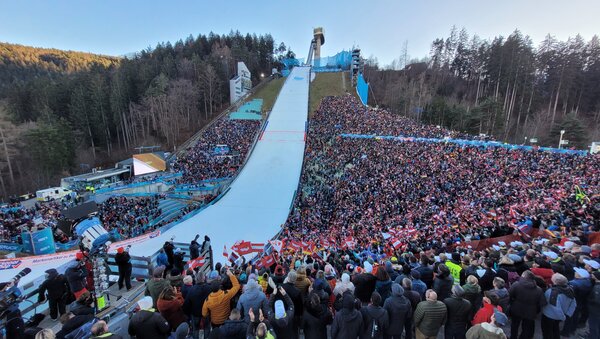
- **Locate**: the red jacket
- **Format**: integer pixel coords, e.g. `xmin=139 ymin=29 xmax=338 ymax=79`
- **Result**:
xmin=157 ymin=292 xmax=187 ymax=331
xmin=472 ymin=303 xmax=502 ymax=325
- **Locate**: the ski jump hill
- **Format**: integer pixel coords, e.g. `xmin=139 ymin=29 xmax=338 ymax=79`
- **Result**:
xmin=0 ymin=66 xmax=311 ymax=288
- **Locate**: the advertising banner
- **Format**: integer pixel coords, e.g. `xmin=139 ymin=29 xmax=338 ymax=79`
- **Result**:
xmin=21 ymin=228 xmax=56 ymax=255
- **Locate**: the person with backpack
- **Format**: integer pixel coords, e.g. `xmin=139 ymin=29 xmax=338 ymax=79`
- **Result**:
xmin=541 ymin=273 xmax=576 ymax=339
xmin=332 ymin=292 xmax=363 ymax=339
xmin=509 ymin=270 xmax=546 ymax=339
xmin=360 ymin=292 xmax=389 ymax=339
xmin=383 ymin=283 xmax=412 ymax=339
xmin=38 ymin=268 xmax=70 ymax=321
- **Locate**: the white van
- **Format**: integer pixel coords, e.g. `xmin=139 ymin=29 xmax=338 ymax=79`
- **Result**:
xmin=36 ymin=187 xmax=73 ymax=202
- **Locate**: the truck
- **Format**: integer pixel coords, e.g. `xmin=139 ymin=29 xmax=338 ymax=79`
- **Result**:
xmin=36 ymin=187 xmax=73 ymax=202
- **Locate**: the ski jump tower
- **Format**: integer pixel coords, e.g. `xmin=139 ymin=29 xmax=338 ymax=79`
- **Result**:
xmin=306 ymin=27 xmax=325 ymax=66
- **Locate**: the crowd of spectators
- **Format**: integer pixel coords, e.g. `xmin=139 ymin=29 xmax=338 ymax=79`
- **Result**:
xmin=171 ymin=117 xmax=261 ymax=184
xmin=0 ymin=201 xmax=63 ymax=243
xmin=283 ymin=95 xmax=599 ymax=255
xmin=98 ymin=196 xmax=162 ymax=239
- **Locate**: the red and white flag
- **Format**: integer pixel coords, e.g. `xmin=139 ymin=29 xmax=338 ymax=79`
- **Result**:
xmin=270 ymin=239 xmax=284 ymax=252
xmin=250 ymin=242 xmax=265 ymax=253
xmin=344 ymin=237 xmax=356 ymax=249
xmin=232 ymin=241 xmax=252 ymax=255
xmin=222 ymin=245 xmax=228 ymax=259
xmin=390 ymin=238 xmax=402 ymax=249
xmin=187 ymin=257 xmax=205 ymax=269
xmin=261 ymin=254 xmax=275 ymax=268
xmin=229 ymin=251 xmax=240 ymax=263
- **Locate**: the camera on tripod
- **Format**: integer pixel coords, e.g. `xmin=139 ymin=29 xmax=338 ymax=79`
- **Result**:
xmin=0 ymin=268 xmax=31 ymax=318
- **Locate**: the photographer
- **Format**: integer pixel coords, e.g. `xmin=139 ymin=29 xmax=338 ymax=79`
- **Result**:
xmin=38 ymin=269 xmax=70 ymax=321
xmin=115 ymin=246 xmax=132 ymax=291
xmin=189 ymin=234 xmax=201 ymax=260
xmin=65 ymin=252 xmax=89 ymax=299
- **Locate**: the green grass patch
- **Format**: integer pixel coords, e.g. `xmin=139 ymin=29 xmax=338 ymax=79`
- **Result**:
xmin=247 ymin=77 xmax=285 ymax=117
xmin=309 ymin=72 xmax=350 ymax=115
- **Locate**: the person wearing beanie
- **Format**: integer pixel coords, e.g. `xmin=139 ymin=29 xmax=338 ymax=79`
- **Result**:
xmin=237 ymin=279 xmax=268 ymax=324
xmin=38 ymin=268 xmax=70 ymax=320
xmin=383 ymin=283 xmax=412 ymax=339
xmin=509 ymin=270 xmax=546 ymax=339
xmin=181 ymin=275 xmax=194 ymax=299
xmin=443 ymin=285 xmax=471 ymax=339
xmin=360 ymin=291 xmax=389 ymax=339
xmin=183 ymin=271 xmax=211 ymax=338
xmin=293 ymin=266 xmax=312 ymax=297
xmin=157 ymin=286 xmax=187 ymax=331
xmin=541 ymin=273 xmax=576 ymax=339
xmin=281 ymin=270 xmax=303 ymax=337
xmin=446 ymin=252 xmax=466 ymax=286
xmin=588 ymin=271 xmax=600 ymax=339
xmin=145 ymin=266 xmax=172 ymax=309
xmin=332 ymin=292 xmax=363 ymax=339
xmin=562 ymin=267 xmax=593 ymax=336
xmin=267 ymin=286 xmax=295 ymax=339
xmin=466 ymin=309 xmax=508 ymax=339
xmin=115 ymin=246 xmax=132 ymax=291
xmin=433 ymin=264 xmax=454 ymax=301
xmin=385 ymin=260 xmax=400 ymax=282
xmin=410 ymin=270 xmax=427 ymax=299
xmin=65 ymin=254 xmax=89 ymax=300
xmin=414 ymin=289 xmax=447 ymax=339
xmin=128 ymin=296 xmax=171 ymax=339
xmin=202 ymin=267 xmax=241 ymax=329
xmin=401 ymin=278 xmax=422 ymax=311
xmin=462 ymin=275 xmax=483 ymax=319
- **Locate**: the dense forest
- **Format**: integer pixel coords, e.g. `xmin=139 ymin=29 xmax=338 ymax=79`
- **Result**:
xmin=0 ymin=32 xmax=291 ymax=198
xmin=365 ymin=27 xmax=600 ymax=149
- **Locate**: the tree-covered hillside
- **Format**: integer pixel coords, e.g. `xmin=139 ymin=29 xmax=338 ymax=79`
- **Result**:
xmin=365 ymin=27 xmax=600 ymax=149
xmin=0 ymin=31 xmax=290 ymax=198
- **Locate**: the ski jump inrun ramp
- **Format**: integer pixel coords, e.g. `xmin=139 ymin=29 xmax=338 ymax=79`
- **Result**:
xmin=1 ymin=66 xmax=311 ymax=286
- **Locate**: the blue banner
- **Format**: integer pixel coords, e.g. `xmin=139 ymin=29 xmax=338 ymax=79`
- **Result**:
xmin=55 ymin=239 xmax=79 ymax=251
xmin=0 ymin=243 xmax=23 ymax=252
xmin=21 ymin=227 xmax=56 ymax=255
xmin=357 ymin=73 xmax=369 ymax=106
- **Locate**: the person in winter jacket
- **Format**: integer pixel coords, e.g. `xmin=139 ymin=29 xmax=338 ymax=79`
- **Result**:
xmin=115 ymin=247 xmax=132 ymax=290
xmin=478 ymin=258 xmax=497 ymax=292
xmin=443 ymin=285 xmax=471 ymax=339
xmin=332 ymin=292 xmax=363 ymax=339
xmin=401 ymin=278 xmax=422 ymax=311
xmin=333 ymin=272 xmax=355 ymax=296
xmin=302 ymin=292 xmax=332 ymax=339
xmin=375 ymin=269 xmax=393 ymax=303
xmin=267 ymin=286 xmax=295 ymax=339
xmin=410 ymin=270 xmax=427 ymax=299
xmin=541 ymin=273 xmax=576 ymax=339
xmin=55 ymin=312 xmax=96 ymax=339
xmin=157 ymin=249 xmax=169 ymax=270
xmin=383 ymin=283 xmax=412 ymax=339
xmin=359 ymin=292 xmax=389 ymax=339
xmin=163 ymin=241 xmax=175 ymax=271
xmin=415 ymin=256 xmax=434 ymax=289
xmin=531 ymin=258 xmax=554 ymax=287
xmin=189 ymin=234 xmax=201 ymax=260
xmin=466 ymin=309 xmax=508 ymax=339
xmin=203 ymin=268 xmax=241 ymax=327
xmin=588 ymin=271 xmax=600 ymax=339
xmin=237 ymin=279 xmax=268 ymax=323
xmin=65 ymin=254 xmax=88 ymax=300
xmin=472 ymin=291 xmax=503 ymax=326
xmin=70 ymin=291 xmax=95 ymax=316
xmin=446 ymin=253 xmax=466 ymax=286
xmin=212 ymin=308 xmax=246 ymax=339
xmin=433 ymin=264 xmax=453 ymax=301
xmin=172 ymin=248 xmax=185 ymax=273
xmin=509 ymin=270 xmax=546 ymax=339
xmin=487 ymin=277 xmax=510 ymax=316
xmin=90 ymin=320 xmax=122 ymax=339
xmin=293 ymin=266 xmax=312 ymax=297
xmin=146 ymin=266 xmax=172 ymax=308
xmin=181 ymin=275 xmax=194 ymax=299
xmin=38 ymin=268 xmax=70 ymax=320
xmin=353 ymin=262 xmax=378 ymax=304
xmin=384 ymin=261 xmax=399 ymax=282
xmin=167 ymin=268 xmax=184 ymax=289
xmin=246 ymin=308 xmax=276 ymax=339
xmin=157 ymin=286 xmax=187 ymax=331
xmin=183 ymin=271 xmax=211 ymax=338
xmin=414 ymin=289 xmax=447 ymax=338
xmin=561 ymin=267 xmax=592 ymax=337
xmin=462 ymin=275 xmax=482 ymax=320
xmin=128 ymin=296 xmax=171 ymax=339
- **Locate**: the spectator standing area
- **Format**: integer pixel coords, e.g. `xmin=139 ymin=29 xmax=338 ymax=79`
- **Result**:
xmin=0 ymin=66 xmax=310 ymax=286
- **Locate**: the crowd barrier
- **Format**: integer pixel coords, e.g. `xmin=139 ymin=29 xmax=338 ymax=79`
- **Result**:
xmin=339 ymin=133 xmax=589 ymax=155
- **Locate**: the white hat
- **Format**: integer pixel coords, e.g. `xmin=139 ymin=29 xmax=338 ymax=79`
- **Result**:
xmin=564 ymin=241 xmax=575 ymax=249
xmin=542 ymin=251 xmax=558 ymax=260
xmin=584 ymin=259 xmax=600 ymax=270
xmin=574 ymin=267 xmax=590 ymax=278
xmin=137 ymin=296 xmax=153 ymax=310
xmin=492 ymin=245 xmax=501 ymax=251
xmin=498 ymin=241 xmax=506 ymax=247
xmin=363 ymin=261 xmax=373 ymax=274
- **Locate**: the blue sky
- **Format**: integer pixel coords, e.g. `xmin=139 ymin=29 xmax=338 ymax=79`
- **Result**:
xmin=1 ymin=0 xmax=599 ymax=66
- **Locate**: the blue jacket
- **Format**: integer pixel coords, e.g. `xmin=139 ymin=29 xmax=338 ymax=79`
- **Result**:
xmin=157 ymin=252 xmax=169 ymax=267
xmin=542 ymin=286 xmax=576 ymax=321
xmin=236 ymin=281 xmax=268 ymax=323
xmin=412 ymin=279 xmax=427 ymax=299
xmin=569 ymin=278 xmax=593 ymax=305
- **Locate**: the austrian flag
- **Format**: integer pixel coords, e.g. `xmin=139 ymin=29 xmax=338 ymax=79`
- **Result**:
xmin=187 ymin=257 xmax=205 ymax=269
